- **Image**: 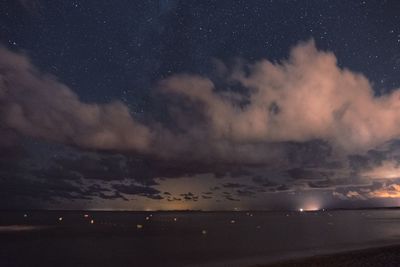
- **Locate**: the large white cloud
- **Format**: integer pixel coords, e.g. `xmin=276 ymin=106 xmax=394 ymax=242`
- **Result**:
xmin=2 ymin=40 xmax=400 ymax=162
xmin=162 ymin=40 xmax=400 ymax=153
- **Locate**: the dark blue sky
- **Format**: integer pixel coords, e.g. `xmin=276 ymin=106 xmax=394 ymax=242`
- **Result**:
xmin=1 ymin=0 xmax=400 ymax=210
xmin=3 ymin=1 xmax=400 ymax=103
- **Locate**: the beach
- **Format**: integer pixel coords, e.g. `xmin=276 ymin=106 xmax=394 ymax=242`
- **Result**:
xmin=262 ymin=244 xmax=400 ymax=267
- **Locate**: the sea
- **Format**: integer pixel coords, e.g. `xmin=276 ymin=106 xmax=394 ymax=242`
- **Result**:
xmin=1 ymin=209 xmax=400 ymax=267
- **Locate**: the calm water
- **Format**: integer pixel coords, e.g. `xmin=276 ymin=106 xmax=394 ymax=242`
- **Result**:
xmin=1 ymin=210 xmax=400 ymax=266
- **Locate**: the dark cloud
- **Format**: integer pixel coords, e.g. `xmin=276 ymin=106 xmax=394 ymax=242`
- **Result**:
xmin=275 ymin=184 xmax=291 ymax=192
xmin=222 ymin=182 xmax=248 ymax=188
xmin=287 ymin=168 xmax=332 ymax=180
xmin=307 ymin=179 xmax=332 ymax=189
xmin=225 ymin=196 xmax=240 ymax=202
xmin=252 ymin=176 xmax=278 ymax=187
xmin=180 ymin=192 xmax=199 ymax=201
xmin=166 ymin=197 xmax=182 ymax=202
xmin=98 ymin=191 xmax=128 ymax=201
xmin=112 ymin=183 xmax=162 ymax=200
xmin=236 ymin=189 xmax=256 ymax=197
xmin=0 ymin=174 xmax=95 ymax=208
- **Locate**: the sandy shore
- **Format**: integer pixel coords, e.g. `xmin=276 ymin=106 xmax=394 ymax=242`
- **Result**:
xmin=260 ymin=244 xmax=400 ymax=267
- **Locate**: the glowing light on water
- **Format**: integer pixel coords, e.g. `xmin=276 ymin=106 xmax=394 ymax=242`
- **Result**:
xmin=0 ymin=225 xmax=46 ymax=232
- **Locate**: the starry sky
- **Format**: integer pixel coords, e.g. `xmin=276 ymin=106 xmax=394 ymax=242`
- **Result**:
xmin=1 ymin=0 xmax=400 ymax=210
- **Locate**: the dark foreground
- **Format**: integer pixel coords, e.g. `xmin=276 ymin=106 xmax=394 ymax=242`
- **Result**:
xmin=263 ymin=245 xmax=400 ymax=267
xmin=2 ymin=210 xmax=400 ymax=266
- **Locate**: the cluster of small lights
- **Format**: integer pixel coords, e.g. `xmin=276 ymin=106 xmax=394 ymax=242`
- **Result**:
xmin=14 ymin=209 xmax=339 ymax=241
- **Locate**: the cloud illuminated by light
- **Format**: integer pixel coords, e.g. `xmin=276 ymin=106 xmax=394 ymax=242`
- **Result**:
xmin=361 ymin=160 xmax=400 ymax=179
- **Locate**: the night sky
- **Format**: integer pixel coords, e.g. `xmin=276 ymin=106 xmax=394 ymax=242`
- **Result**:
xmin=1 ymin=0 xmax=400 ymax=210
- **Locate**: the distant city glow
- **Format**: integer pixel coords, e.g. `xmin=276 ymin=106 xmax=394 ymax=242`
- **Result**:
xmin=305 ymin=206 xmax=321 ymax=211
xmin=301 ymin=198 xmax=322 ymax=211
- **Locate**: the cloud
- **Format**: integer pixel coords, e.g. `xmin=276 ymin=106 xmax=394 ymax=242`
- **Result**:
xmin=4 ymin=40 xmax=400 ymax=206
xmin=222 ymin=182 xmax=248 ymax=188
xmin=236 ymin=189 xmax=256 ymax=197
xmin=332 ymin=191 xmax=347 ymax=200
xmin=0 ymin=173 xmax=118 ymax=208
xmin=161 ymin=40 xmax=400 ymax=153
xmin=361 ymin=160 xmax=400 ymax=179
xmin=345 ymin=190 xmax=366 ymax=200
xmin=180 ymin=192 xmax=199 ymax=201
xmin=367 ymin=183 xmax=400 ymax=198
xmin=0 ymin=46 xmax=152 ymax=152
xmin=4 ymin=40 xmax=400 ymax=162
xmin=332 ymin=179 xmax=400 ymax=201
xmin=112 ymin=183 xmax=163 ymax=199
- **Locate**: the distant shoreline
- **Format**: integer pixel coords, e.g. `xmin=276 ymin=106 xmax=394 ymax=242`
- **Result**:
xmin=2 ymin=207 xmax=400 ymax=212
